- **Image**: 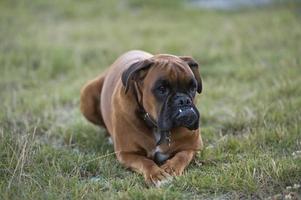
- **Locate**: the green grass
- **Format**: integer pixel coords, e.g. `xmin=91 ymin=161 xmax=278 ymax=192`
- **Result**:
xmin=1 ymin=0 xmax=301 ymax=199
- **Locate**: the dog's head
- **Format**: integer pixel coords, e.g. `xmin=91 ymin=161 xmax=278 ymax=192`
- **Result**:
xmin=122 ymin=54 xmax=202 ymax=133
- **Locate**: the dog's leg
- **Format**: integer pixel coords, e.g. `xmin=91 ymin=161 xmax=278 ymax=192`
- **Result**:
xmin=117 ymin=152 xmax=172 ymax=186
xmin=160 ymin=150 xmax=195 ymax=176
xmin=80 ymin=74 xmax=106 ymax=128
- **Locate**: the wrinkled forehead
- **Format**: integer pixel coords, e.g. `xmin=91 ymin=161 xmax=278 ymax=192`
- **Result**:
xmin=145 ymin=56 xmax=194 ymax=85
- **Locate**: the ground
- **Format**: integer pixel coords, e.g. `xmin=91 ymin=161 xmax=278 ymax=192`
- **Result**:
xmin=0 ymin=0 xmax=301 ymax=199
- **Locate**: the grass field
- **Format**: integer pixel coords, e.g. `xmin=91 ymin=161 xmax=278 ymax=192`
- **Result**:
xmin=1 ymin=0 xmax=301 ymax=199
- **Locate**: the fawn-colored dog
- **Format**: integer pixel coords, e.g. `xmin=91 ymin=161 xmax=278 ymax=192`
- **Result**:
xmin=80 ymin=50 xmax=203 ymax=186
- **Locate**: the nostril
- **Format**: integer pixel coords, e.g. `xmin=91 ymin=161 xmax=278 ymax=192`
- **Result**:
xmin=177 ymin=97 xmax=192 ymax=106
xmin=179 ymin=99 xmax=184 ymax=106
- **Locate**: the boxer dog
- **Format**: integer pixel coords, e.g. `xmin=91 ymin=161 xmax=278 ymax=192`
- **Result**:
xmin=80 ymin=50 xmax=203 ymax=186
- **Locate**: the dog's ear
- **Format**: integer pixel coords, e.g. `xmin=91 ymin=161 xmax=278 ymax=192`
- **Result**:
xmin=121 ymin=59 xmax=154 ymax=93
xmin=179 ymin=56 xmax=202 ymax=93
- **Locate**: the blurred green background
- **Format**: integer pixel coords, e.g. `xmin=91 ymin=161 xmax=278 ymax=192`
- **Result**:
xmin=0 ymin=0 xmax=301 ymax=199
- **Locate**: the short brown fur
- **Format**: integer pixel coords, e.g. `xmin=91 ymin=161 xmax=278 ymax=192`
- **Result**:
xmin=80 ymin=50 xmax=203 ymax=186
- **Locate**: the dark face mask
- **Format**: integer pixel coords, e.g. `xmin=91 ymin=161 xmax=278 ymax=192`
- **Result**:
xmin=156 ymin=93 xmax=200 ymax=145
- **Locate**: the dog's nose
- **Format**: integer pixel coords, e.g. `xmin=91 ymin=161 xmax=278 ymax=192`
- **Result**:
xmin=175 ymin=94 xmax=192 ymax=106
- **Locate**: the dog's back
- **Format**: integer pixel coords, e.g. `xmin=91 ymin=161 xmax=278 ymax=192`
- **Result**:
xmin=80 ymin=50 xmax=152 ymax=133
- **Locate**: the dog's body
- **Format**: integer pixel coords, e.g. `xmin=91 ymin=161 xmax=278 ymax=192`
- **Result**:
xmin=80 ymin=50 xmax=203 ymax=186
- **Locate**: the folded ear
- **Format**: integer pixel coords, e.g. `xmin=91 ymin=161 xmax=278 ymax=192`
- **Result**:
xmin=121 ymin=59 xmax=154 ymax=93
xmin=179 ymin=56 xmax=203 ymax=93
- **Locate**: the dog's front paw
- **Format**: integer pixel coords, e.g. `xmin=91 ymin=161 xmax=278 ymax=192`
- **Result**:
xmin=144 ymin=166 xmax=172 ymax=187
xmin=161 ymin=160 xmax=184 ymax=176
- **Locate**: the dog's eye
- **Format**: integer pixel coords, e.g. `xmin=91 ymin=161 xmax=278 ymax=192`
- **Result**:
xmin=157 ymin=85 xmax=168 ymax=95
xmin=189 ymin=81 xmax=197 ymax=93
xmin=190 ymin=84 xmax=196 ymax=92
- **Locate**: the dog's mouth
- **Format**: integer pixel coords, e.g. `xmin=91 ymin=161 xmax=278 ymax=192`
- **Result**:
xmin=173 ymin=106 xmax=199 ymax=130
xmin=155 ymin=105 xmax=199 ymax=145
xmin=156 ymin=94 xmax=200 ymax=144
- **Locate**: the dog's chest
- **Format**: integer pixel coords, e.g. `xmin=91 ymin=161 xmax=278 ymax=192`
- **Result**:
xmin=146 ymin=130 xmax=171 ymax=165
xmin=151 ymin=146 xmax=170 ymax=165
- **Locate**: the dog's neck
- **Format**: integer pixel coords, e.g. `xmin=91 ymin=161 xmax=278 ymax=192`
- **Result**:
xmin=141 ymin=112 xmax=158 ymax=129
xmin=132 ymin=83 xmax=171 ymax=146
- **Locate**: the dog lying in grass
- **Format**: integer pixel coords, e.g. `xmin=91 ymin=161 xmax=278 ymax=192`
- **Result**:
xmin=80 ymin=50 xmax=203 ymax=186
